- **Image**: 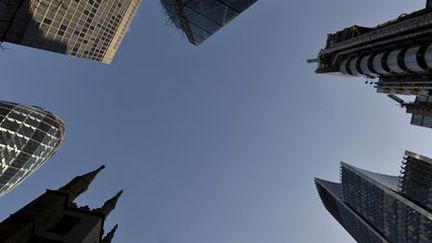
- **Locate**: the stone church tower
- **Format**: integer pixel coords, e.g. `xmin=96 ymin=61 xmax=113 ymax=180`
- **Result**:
xmin=0 ymin=165 xmax=122 ymax=243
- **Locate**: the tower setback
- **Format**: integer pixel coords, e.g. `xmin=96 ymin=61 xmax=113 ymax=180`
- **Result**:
xmin=315 ymin=151 xmax=432 ymax=242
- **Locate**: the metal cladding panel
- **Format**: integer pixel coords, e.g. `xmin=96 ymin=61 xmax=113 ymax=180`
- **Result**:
xmin=341 ymin=163 xmax=432 ymax=242
xmin=404 ymin=46 xmax=428 ymax=74
xmin=386 ymin=49 xmax=406 ymax=75
xmin=372 ymin=53 xmax=392 ymax=76
xmin=339 ymin=59 xmax=350 ymax=75
xmin=348 ymin=57 xmax=361 ymax=76
xmin=0 ymin=101 xmax=64 ymax=197
xmin=399 ymin=151 xmax=432 ymax=210
xmin=408 ymin=96 xmax=432 ymax=129
xmin=425 ymin=45 xmax=432 ymax=69
xmin=411 ymin=114 xmax=432 ymax=128
xmin=161 ymin=0 xmax=258 ymax=45
xmin=359 ymin=54 xmax=377 ymax=77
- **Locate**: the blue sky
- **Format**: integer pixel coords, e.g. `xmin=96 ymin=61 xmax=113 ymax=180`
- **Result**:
xmin=0 ymin=0 xmax=430 ymax=242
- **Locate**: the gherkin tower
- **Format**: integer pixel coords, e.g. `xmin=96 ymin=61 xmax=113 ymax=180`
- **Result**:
xmin=0 ymin=101 xmax=64 ymax=197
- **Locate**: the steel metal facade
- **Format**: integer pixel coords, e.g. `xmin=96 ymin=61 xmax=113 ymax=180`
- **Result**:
xmin=0 ymin=0 xmax=141 ymax=63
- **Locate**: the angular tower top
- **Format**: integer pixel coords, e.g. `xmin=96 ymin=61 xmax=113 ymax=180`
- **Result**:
xmin=161 ymin=0 xmax=258 ymax=45
xmin=102 ymin=224 xmax=119 ymax=243
xmin=94 ymin=190 xmax=123 ymax=218
xmin=58 ymin=165 xmax=105 ymax=204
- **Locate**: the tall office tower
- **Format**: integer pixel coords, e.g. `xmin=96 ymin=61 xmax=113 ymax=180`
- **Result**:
xmin=161 ymin=0 xmax=257 ymax=45
xmin=0 ymin=0 xmax=141 ymax=63
xmin=313 ymin=1 xmax=432 ymax=95
xmin=315 ymin=151 xmax=432 ymax=242
xmin=0 ymin=166 xmax=122 ymax=243
xmin=311 ymin=0 xmax=432 ymax=129
xmin=0 ymin=101 xmax=64 ymax=198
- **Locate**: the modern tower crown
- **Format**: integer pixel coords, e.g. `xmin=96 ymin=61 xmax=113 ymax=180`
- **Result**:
xmin=0 ymin=100 xmax=65 ymax=197
xmin=315 ymin=151 xmax=432 ymax=242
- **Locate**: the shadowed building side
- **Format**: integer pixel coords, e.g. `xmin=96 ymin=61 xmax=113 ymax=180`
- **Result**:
xmin=101 ymin=225 xmax=118 ymax=243
xmin=0 ymin=166 xmax=123 ymax=243
xmin=161 ymin=0 xmax=257 ymax=45
xmin=0 ymin=0 xmax=141 ymax=63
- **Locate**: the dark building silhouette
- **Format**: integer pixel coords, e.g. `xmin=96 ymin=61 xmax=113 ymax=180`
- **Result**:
xmin=0 ymin=165 xmax=122 ymax=243
xmin=311 ymin=0 xmax=432 ymax=129
xmin=315 ymin=151 xmax=432 ymax=242
xmin=0 ymin=100 xmax=64 ymax=198
xmin=0 ymin=0 xmax=141 ymax=63
xmin=161 ymin=0 xmax=257 ymax=45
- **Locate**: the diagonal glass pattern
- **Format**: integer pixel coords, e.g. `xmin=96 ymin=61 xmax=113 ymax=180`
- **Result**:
xmin=0 ymin=101 xmax=65 ymax=197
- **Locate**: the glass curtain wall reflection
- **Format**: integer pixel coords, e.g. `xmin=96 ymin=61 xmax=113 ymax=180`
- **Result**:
xmin=315 ymin=151 xmax=432 ymax=242
xmin=0 ymin=101 xmax=64 ymax=197
xmin=161 ymin=0 xmax=258 ymax=45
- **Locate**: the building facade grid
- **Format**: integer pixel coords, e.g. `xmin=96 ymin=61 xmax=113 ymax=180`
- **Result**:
xmin=316 ymin=151 xmax=432 ymax=242
xmin=0 ymin=0 xmax=141 ymax=63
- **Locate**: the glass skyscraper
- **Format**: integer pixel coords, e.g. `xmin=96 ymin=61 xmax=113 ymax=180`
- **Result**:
xmin=0 ymin=101 xmax=64 ymax=197
xmin=161 ymin=0 xmax=258 ymax=45
xmin=315 ymin=151 xmax=432 ymax=242
xmin=0 ymin=0 xmax=141 ymax=63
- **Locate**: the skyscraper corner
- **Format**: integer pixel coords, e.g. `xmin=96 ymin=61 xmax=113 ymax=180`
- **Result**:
xmin=316 ymin=151 xmax=432 ymax=242
xmin=0 ymin=0 xmax=142 ymax=63
xmin=161 ymin=0 xmax=258 ymax=45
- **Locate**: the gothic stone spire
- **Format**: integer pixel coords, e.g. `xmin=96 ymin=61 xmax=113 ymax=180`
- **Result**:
xmin=58 ymin=165 xmax=105 ymax=204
